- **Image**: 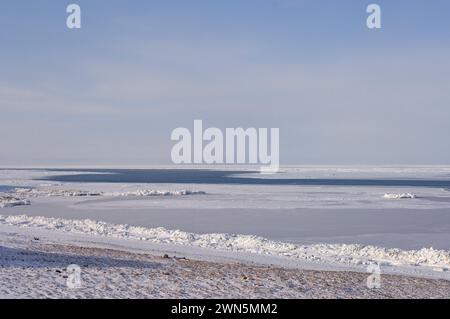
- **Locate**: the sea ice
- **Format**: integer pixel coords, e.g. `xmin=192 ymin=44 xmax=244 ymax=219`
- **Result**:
xmin=384 ymin=193 xmax=417 ymax=199
xmin=0 ymin=196 xmax=31 ymax=208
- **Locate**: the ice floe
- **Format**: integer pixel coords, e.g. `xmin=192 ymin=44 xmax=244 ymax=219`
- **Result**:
xmin=384 ymin=193 xmax=417 ymax=199
xmin=108 ymin=189 xmax=207 ymax=197
xmin=13 ymin=188 xmax=103 ymax=198
xmin=12 ymin=188 xmax=206 ymax=198
xmin=0 ymin=197 xmax=31 ymax=208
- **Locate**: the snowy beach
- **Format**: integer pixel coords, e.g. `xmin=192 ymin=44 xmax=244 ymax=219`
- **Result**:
xmin=1 ymin=227 xmax=450 ymax=299
xmin=1 ymin=167 xmax=450 ymax=298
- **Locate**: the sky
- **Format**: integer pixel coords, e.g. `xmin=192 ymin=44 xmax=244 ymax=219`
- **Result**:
xmin=0 ymin=0 xmax=449 ymax=166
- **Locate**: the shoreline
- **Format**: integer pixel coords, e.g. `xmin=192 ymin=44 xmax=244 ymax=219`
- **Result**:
xmin=1 ymin=228 xmax=449 ymax=299
xmin=1 ymin=168 xmax=450 ymax=298
xmin=1 ymin=217 xmax=450 ymax=281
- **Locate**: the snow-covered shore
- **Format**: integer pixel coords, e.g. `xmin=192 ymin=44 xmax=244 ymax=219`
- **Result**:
xmin=1 ymin=225 xmax=449 ymax=299
xmin=1 ymin=214 xmax=450 ymax=280
xmin=1 ymin=167 xmax=450 ymax=298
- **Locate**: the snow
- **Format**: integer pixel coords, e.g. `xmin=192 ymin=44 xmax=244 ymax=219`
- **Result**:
xmin=1 ymin=214 xmax=449 ymax=274
xmin=2 ymin=168 xmax=450 ymax=210
xmin=249 ymin=165 xmax=450 ymax=180
xmin=107 ymin=189 xmax=206 ymax=197
xmin=10 ymin=187 xmax=206 ymax=198
xmin=13 ymin=188 xmax=103 ymax=198
xmin=384 ymin=193 xmax=417 ymax=199
xmin=2 ymin=229 xmax=449 ymax=298
xmin=0 ymin=196 xmax=31 ymax=208
xmin=1 ymin=167 xmax=450 ymax=286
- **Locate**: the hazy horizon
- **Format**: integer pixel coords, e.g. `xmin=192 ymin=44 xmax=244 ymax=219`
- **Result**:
xmin=1 ymin=0 xmax=450 ymax=166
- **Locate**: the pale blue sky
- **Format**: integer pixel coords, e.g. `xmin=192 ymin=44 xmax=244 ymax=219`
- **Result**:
xmin=1 ymin=1 xmax=449 ymax=166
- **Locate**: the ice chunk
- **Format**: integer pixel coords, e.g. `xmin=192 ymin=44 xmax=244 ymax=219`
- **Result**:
xmin=384 ymin=193 xmax=417 ymax=199
xmin=110 ymin=189 xmax=207 ymax=197
xmin=0 ymin=196 xmax=31 ymax=208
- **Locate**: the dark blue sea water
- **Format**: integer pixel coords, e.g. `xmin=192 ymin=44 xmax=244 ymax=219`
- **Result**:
xmin=37 ymin=169 xmax=450 ymax=188
xmin=0 ymin=185 xmax=15 ymax=192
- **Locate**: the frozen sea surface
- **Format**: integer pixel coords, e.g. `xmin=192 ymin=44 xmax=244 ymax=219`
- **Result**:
xmin=1 ymin=167 xmax=450 ymax=252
